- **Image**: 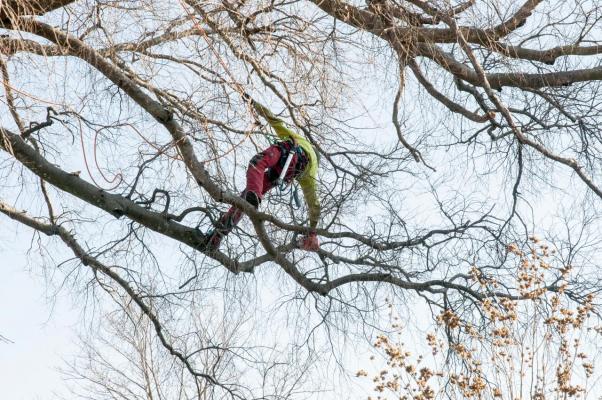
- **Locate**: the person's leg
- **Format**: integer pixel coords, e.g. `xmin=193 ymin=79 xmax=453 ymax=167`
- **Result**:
xmin=212 ymin=167 xmax=275 ymax=237
xmin=246 ymin=144 xmax=282 ymax=204
xmin=264 ymin=167 xmax=280 ymax=193
xmin=203 ymin=145 xmax=283 ymax=250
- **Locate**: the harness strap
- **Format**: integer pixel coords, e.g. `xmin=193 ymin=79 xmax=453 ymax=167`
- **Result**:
xmin=277 ymin=150 xmax=296 ymax=186
xmin=275 ymin=140 xmax=308 ymax=178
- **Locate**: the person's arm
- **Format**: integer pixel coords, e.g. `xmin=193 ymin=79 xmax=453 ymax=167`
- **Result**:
xmin=250 ymin=99 xmax=279 ymax=123
xmin=299 ymin=177 xmax=320 ymax=230
xmin=298 ymin=178 xmax=320 ymax=251
xmin=249 ymin=98 xmax=299 ymax=141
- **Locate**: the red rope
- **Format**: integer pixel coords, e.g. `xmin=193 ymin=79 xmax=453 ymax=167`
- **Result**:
xmin=78 ymin=117 xmax=122 ymax=190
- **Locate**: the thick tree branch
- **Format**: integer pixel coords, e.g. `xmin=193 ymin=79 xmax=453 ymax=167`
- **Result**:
xmin=0 ymin=200 xmax=239 ymax=396
xmin=408 ymin=59 xmax=491 ymax=123
xmin=0 ymin=126 xmax=253 ymax=271
xmin=417 ymin=42 xmax=602 ymax=89
xmin=434 ymin=4 xmax=602 ymax=201
xmin=0 ymin=0 xmax=75 ymax=27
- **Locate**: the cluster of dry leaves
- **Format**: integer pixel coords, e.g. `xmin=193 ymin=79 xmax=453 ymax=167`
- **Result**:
xmin=357 ymin=238 xmax=600 ymax=399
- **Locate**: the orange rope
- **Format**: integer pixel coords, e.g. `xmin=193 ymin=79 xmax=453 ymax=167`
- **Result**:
xmin=0 ymin=75 xmax=125 ymax=190
xmin=126 ymin=122 xmax=183 ymax=161
xmin=1 ymin=81 xmax=68 ymax=107
xmin=77 ymin=117 xmax=123 ymax=190
xmin=93 ymin=128 xmax=123 ymax=186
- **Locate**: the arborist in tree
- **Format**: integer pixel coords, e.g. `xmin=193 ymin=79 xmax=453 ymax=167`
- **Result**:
xmin=202 ymin=94 xmax=321 ymax=252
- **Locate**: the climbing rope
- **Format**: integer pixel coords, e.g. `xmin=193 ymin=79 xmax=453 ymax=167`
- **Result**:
xmin=77 ymin=117 xmax=123 ymax=190
xmin=177 ymin=0 xmax=262 ymax=165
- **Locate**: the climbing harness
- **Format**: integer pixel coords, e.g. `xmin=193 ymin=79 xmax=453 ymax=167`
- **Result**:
xmin=264 ymin=140 xmax=305 ymax=225
xmin=277 ymin=150 xmax=295 ymax=189
xmin=275 ymin=140 xmax=308 ymax=183
xmin=272 ymin=139 xmax=307 ymax=210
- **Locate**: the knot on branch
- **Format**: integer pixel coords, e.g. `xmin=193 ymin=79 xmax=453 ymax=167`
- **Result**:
xmin=157 ymin=108 xmax=174 ymax=123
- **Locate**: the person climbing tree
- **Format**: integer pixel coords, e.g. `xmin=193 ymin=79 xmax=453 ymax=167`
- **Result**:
xmin=202 ymin=95 xmax=320 ymax=252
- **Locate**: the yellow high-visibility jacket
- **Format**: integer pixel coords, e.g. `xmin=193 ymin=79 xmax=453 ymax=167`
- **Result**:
xmin=253 ymin=101 xmax=320 ymax=229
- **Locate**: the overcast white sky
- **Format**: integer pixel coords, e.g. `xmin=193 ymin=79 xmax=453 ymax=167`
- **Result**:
xmin=1 ymin=228 xmax=78 ymax=399
xmin=3 ymin=1 xmax=602 ymax=398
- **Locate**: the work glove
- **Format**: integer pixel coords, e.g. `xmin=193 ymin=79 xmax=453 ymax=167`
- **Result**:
xmin=298 ymin=230 xmax=320 ymax=252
